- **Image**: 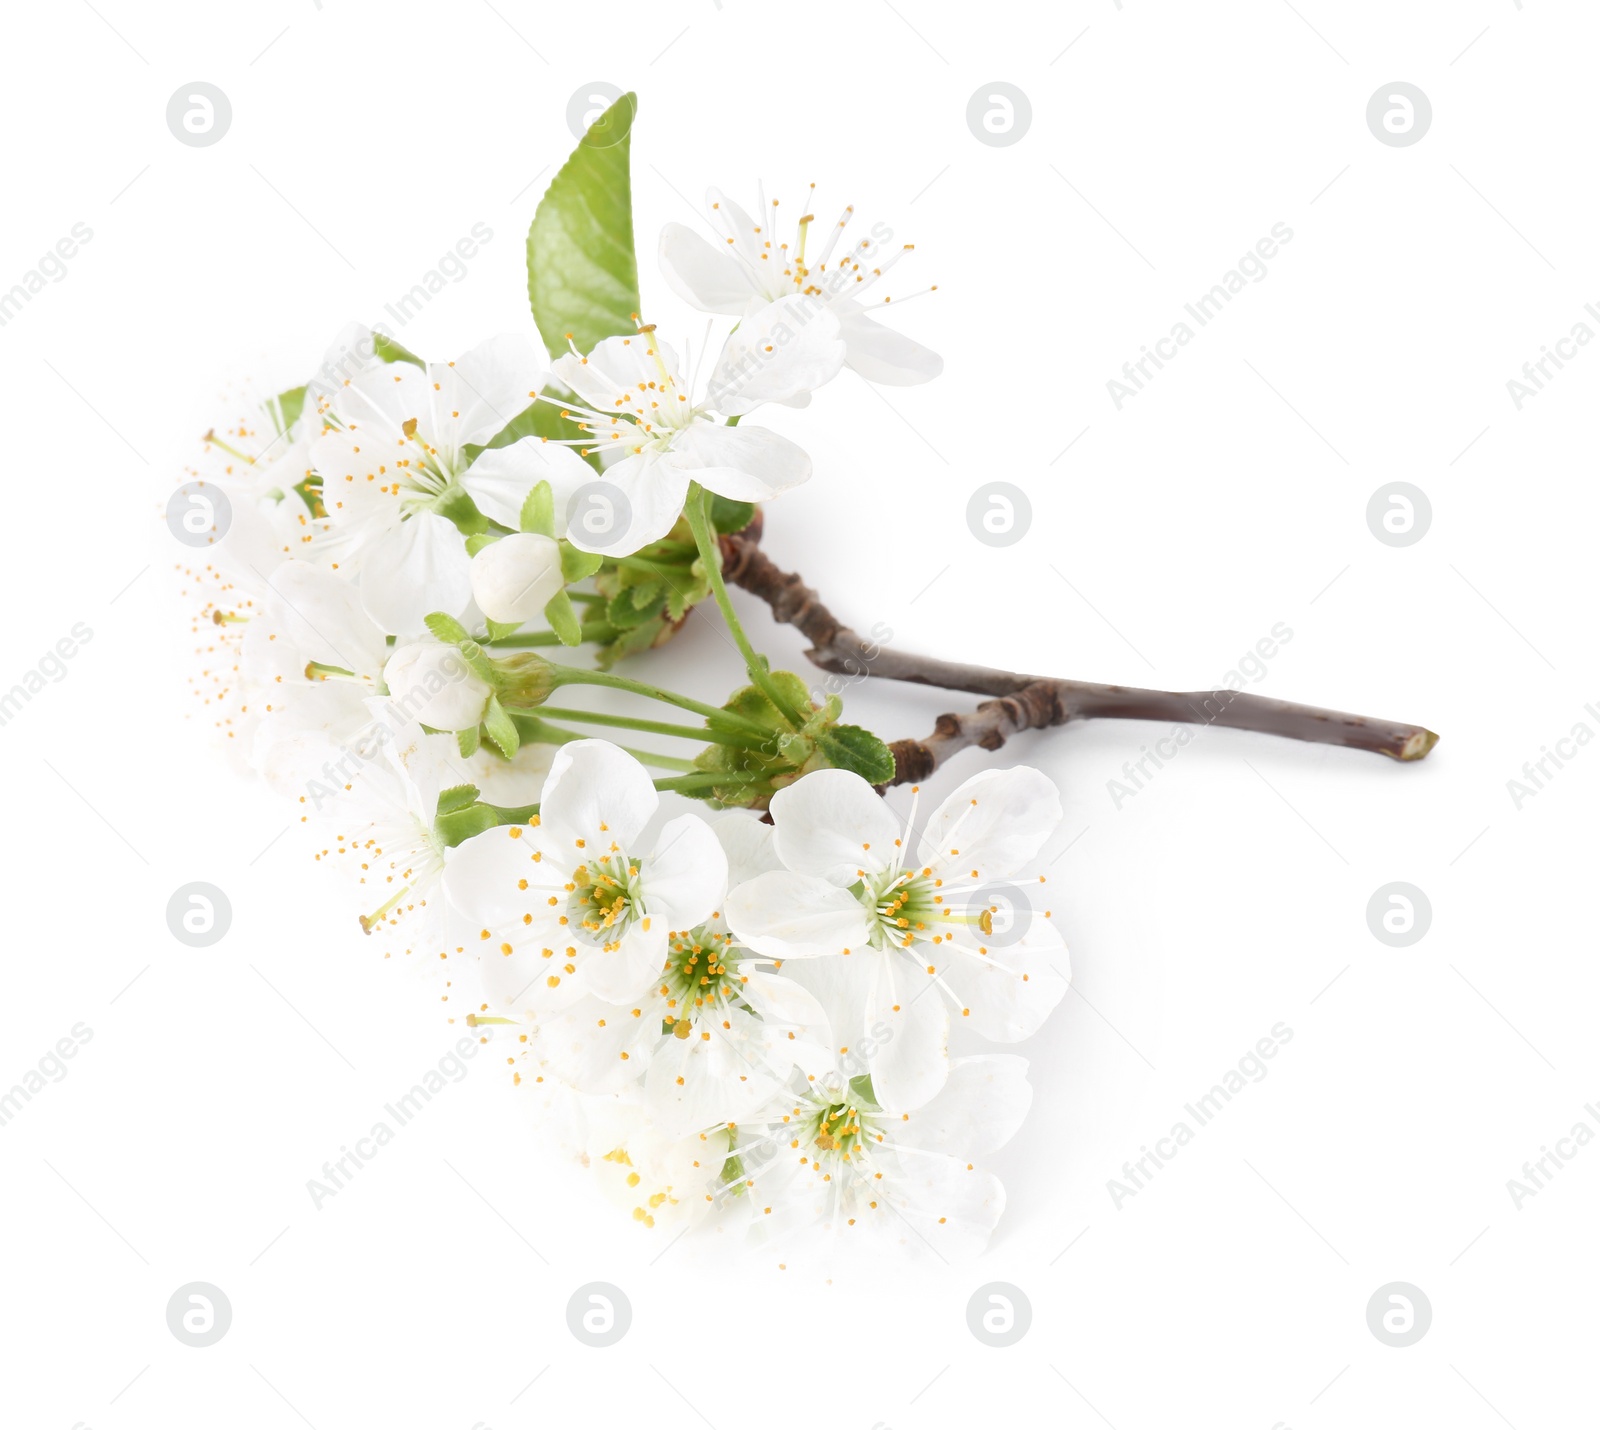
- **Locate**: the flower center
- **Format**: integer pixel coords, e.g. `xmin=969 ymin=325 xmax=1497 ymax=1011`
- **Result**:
xmin=657 ymin=925 xmax=743 ymax=1037
xmin=569 ymin=853 xmax=642 ymax=951
xmin=391 ymin=417 xmax=460 ymax=515
xmin=856 ymin=866 xmax=946 ymax=951
xmin=803 ymin=1095 xmax=881 ymax=1169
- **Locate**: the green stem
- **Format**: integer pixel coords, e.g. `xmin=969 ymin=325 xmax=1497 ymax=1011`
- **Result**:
xmin=513 ymin=716 xmax=697 ymax=772
xmin=487 ymin=620 xmax=614 ymax=648
xmin=651 ymin=771 xmax=767 ymax=796
xmin=476 ymin=770 xmax=763 ymax=828
xmin=548 ymin=666 xmax=773 ymax=740
xmin=533 ymin=705 xmax=746 ymax=748
xmin=609 ymin=553 xmax=693 ymax=578
xmin=683 ymin=481 xmax=806 ymax=728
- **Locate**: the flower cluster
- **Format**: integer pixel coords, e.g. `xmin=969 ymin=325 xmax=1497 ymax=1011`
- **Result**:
xmin=175 ymin=96 xmax=1072 ymax=1258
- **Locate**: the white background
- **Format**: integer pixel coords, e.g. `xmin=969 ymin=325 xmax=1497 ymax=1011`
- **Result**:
xmin=2 ymin=1 xmax=1595 ymax=1426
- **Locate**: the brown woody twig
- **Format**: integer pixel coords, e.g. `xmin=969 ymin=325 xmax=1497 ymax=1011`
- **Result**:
xmin=718 ymin=519 xmax=1439 ymax=786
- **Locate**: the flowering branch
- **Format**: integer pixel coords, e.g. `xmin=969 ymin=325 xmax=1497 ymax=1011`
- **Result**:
xmin=718 ymin=520 xmax=1440 ymax=784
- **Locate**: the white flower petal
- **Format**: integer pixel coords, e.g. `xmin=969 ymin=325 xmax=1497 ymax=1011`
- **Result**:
xmin=583 ymin=919 xmax=667 ymax=1004
xmin=917 ymin=764 xmax=1062 ymax=879
xmin=357 ymin=511 xmax=472 ymax=634
xmin=658 ymin=222 xmax=753 ymax=314
xmin=738 ymin=968 xmax=830 ymax=1038
xmin=863 ymin=955 xmax=950 ymax=1112
xmin=551 ymin=333 xmax=682 ymax=413
xmin=897 ymin=1054 xmax=1033 ymax=1156
xmin=705 ymin=296 xmax=846 ymax=416
xmin=563 ymin=451 xmax=690 ymax=556
xmin=459 ymin=437 xmax=594 ymax=529
xmin=530 ymin=995 xmax=654 ymax=1093
xmin=539 ymin=739 xmax=660 ymax=849
xmin=938 ymin=918 xmax=1070 ymax=1042
xmin=670 ymin=422 xmax=811 ymax=502
xmin=712 ymin=811 xmax=782 ymax=888
xmin=438 ymin=333 xmax=547 ymax=450
xmin=837 ymin=302 xmax=943 ymax=386
xmin=258 ymin=560 xmax=388 ymax=677
xmin=723 ymin=870 xmax=872 ymax=959
xmin=443 ymin=824 xmax=563 ymax=930
xmin=640 ymin=814 xmax=726 ymax=932
xmin=645 ymin=1011 xmax=786 ymax=1136
xmin=769 ymin=767 xmax=900 ymax=885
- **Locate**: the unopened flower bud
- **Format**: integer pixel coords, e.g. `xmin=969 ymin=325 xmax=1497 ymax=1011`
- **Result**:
xmin=383 ymin=641 xmax=492 ymax=732
xmin=470 ymin=532 xmax=564 ymax=625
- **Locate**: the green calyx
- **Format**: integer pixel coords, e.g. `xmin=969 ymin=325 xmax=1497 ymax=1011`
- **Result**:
xmin=590 ymin=496 xmax=755 ymax=668
xmin=690 ymin=671 xmax=897 ymax=810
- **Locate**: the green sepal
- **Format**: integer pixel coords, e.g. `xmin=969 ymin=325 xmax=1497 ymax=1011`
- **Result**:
xmin=559 ymin=541 xmax=603 ymax=584
xmin=520 ymin=480 xmax=555 ymax=536
xmin=465 ymin=532 xmax=497 ymax=557
xmin=485 ymin=618 xmax=522 ymax=641
xmin=430 ymin=484 xmax=489 ymax=536
xmin=482 ymin=696 xmax=520 ymax=759
xmin=544 ymin=589 xmax=583 ymax=646
xmin=608 ymin=586 xmax=665 ymax=630
xmin=707 ymin=495 xmax=756 ymax=535
xmin=457 ymin=725 xmax=481 ymax=758
xmin=436 ymin=784 xmax=483 ymax=817
xmin=435 ymin=801 xmax=499 ymax=848
xmin=425 ymin=612 xmax=472 ymax=645
xmin=425 ymin=612 xmax=495 ymax=682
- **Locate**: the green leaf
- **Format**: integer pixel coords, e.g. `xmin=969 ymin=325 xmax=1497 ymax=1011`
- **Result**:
xmin=813 ymin=724 xmax=897 ymax=786
xmin=425 ymin=612 xmax=473 ymax=646
xmin=485 ymin=618 xmax=522 ymax=641
xmin=544 ymin=589 xmax=583 ymax=646
xmin=559 ymin=541 xmax=603 ymax=584
xmin=482 ymin=696 xmax=521 ymax=759
xmin=270 ymin=385 xmax=306 ymax=436
xmin=436 ymin=784 xmax=483 ymax=816
xmin=373 ymin=332 xmax=425 ymax=367
xmin=707 ymin=495 xmax=756 ymax=535
xmin=520 ymin=480 xmax=555 ymax=536
xmin=470 ymin=393 xmax=600 ymax=474
xmin=526 ymin=91 xmax=641 ymax=360
xmin=429 ymin=484 xmax=489 ymax=536
xmin=465 ymin=531 xmax=498 ymax=557
xmin=457 ymin=725 xmax=481 ymax=758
